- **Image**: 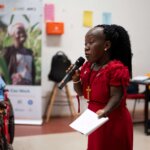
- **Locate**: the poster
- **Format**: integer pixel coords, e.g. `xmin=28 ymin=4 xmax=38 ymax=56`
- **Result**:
xmin=0 ymin=0 xmax=42 ymax=124
xmin=102 ymin=12 xmax=112 ymax=25
xmin=83 ymin=10 xmax=93 ymax=27
xmin=44 ymin=3 xmax=55 ymax=21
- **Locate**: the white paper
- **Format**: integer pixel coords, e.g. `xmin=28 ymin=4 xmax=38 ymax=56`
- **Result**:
xmin=69 ymin=109 xmax=109 ymax=136
xmin=132 ymin=76 xmax=149 ymax=81
xmin=143 ymin=79 xmax=150 ymax=83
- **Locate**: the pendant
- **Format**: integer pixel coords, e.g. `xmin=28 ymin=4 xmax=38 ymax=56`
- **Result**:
xmin=86 ymin=86 xmax=91 ymax=100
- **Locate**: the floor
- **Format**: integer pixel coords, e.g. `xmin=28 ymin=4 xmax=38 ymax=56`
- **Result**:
xmin=15 ymin=116 xmax=75 ymax=137
xmin=15 ymin=109 xmax=146 ymax=137
xmin=12 ymin=100 xmax=150 ymax=150
xmin=13 ymin=110 xmax=150 ymax=150
xmin=14 ymin=96 xmax=147 ymax=137
xmin=13 ymin=124 xmax=150 ymax=150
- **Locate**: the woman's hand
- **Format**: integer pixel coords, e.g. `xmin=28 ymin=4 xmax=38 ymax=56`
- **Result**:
xmin=66 ymin=64 xmax=80 ymax=82
xmin=67 ymin=64 xmax=83 ymax=96
xmin=11 ymin=73 xmax=22 ymax=84
xmin=96 ymin=109 xmax=107 ymax=118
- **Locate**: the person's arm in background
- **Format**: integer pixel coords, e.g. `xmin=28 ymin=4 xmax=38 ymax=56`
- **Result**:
xmin=96 ymin=86 xmax=123 ymax=118
xmin=0 ymin=76 xmax=6 ymax=108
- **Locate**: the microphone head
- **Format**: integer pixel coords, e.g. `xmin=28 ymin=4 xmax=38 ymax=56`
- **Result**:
xmin=75 ymin=57 xmax=85 ymax=67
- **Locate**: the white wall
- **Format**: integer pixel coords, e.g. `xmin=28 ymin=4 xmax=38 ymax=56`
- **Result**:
xmin=42 ymin=0 xmax=150 ymax=116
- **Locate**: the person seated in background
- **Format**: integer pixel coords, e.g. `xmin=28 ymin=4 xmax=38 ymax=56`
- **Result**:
xmin=2 ymin=23 xmax=35 ymax=85
xmin=0 ymin=75 xmax=15 ymax=145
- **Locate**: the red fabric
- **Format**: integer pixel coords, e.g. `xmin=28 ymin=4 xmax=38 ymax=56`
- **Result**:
xmin=80 ymin=60 xmax=133 ymax=150
xmin=127 ymin=93 xmax=145 ymax=99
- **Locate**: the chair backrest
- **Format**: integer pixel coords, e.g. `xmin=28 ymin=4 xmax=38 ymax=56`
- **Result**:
xmin=127 ymin=83 xmax=139 ymax=94
xmin=48 ymin=51 xmax=71 ymax=82
xmin=127 ymin=82 xmax=145 ymax=99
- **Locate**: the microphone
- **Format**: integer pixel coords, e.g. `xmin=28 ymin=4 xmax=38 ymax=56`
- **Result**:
xmin=58 ymin=57 xmax=85 ymax=89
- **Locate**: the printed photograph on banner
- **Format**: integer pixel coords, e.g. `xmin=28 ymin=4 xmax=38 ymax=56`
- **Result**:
xmin=102 ymin=12 xmax=112 ymax=25
xmin=0 ymin=13 xmax=42 ymax=85
xmin=83 ymin=10 xmax=93 ymax=27
xmin=0 ymin=0 xmax=43 ymax=125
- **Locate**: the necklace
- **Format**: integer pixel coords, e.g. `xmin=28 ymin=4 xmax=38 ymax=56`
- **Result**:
xmin=86 ymin=63 xmax=102 ymax=100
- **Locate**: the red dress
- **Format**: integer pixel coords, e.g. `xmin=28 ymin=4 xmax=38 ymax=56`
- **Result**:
xmin=80 ymin=60 xmax=133 ymax=150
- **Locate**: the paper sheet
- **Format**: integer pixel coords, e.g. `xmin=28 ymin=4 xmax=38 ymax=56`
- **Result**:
xmin=132 ymin=76 xmax=149 ymax=81
xmin=69 ymin=109 xmax=109 ymax=135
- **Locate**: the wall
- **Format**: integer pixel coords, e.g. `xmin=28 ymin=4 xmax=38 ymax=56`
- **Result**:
xmin=42 ymin=0 xmax=150 ymax=116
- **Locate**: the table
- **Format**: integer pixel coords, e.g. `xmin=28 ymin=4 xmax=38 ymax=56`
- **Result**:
xmin=130 ymin=79 xmax=150 ymax=135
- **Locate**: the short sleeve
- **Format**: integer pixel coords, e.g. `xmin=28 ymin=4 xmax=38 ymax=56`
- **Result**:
xmin=109 ymin=62 xmax=130 ymax=86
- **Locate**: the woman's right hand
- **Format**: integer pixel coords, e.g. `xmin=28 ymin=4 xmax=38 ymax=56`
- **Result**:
xmin=66 ymin=64 xmax=80 ymax=82
xmin=96 ymin=109 xmax=107 ymax=118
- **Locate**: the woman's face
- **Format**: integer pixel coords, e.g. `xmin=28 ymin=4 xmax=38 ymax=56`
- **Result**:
xmin=85 ymin=27 xmax=108 ymax=63
xmin=13 ymin=27 xmax=27 ymax=45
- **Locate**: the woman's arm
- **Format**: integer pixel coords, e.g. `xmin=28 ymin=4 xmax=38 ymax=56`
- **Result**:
xmin=72 ymin=70 xmax=83 ymax=96
xmin=96 ymin=86 xmax=123 ymax=118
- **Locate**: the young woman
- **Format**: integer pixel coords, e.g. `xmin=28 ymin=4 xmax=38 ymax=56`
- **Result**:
xmin=72 ymin=24 xmax=133 ymax=150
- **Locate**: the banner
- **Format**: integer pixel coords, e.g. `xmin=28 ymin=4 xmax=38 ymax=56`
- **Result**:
xmin=0 ymin=0 xmax=42 ymax=124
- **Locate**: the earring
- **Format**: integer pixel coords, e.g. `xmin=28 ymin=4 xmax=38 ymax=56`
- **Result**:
xmin=104 ymin=48 xmax=107 ymax=51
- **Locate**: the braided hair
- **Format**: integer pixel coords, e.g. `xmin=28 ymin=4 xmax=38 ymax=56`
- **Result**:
xmin=95 ymin=24 xmax=132 ymax=77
